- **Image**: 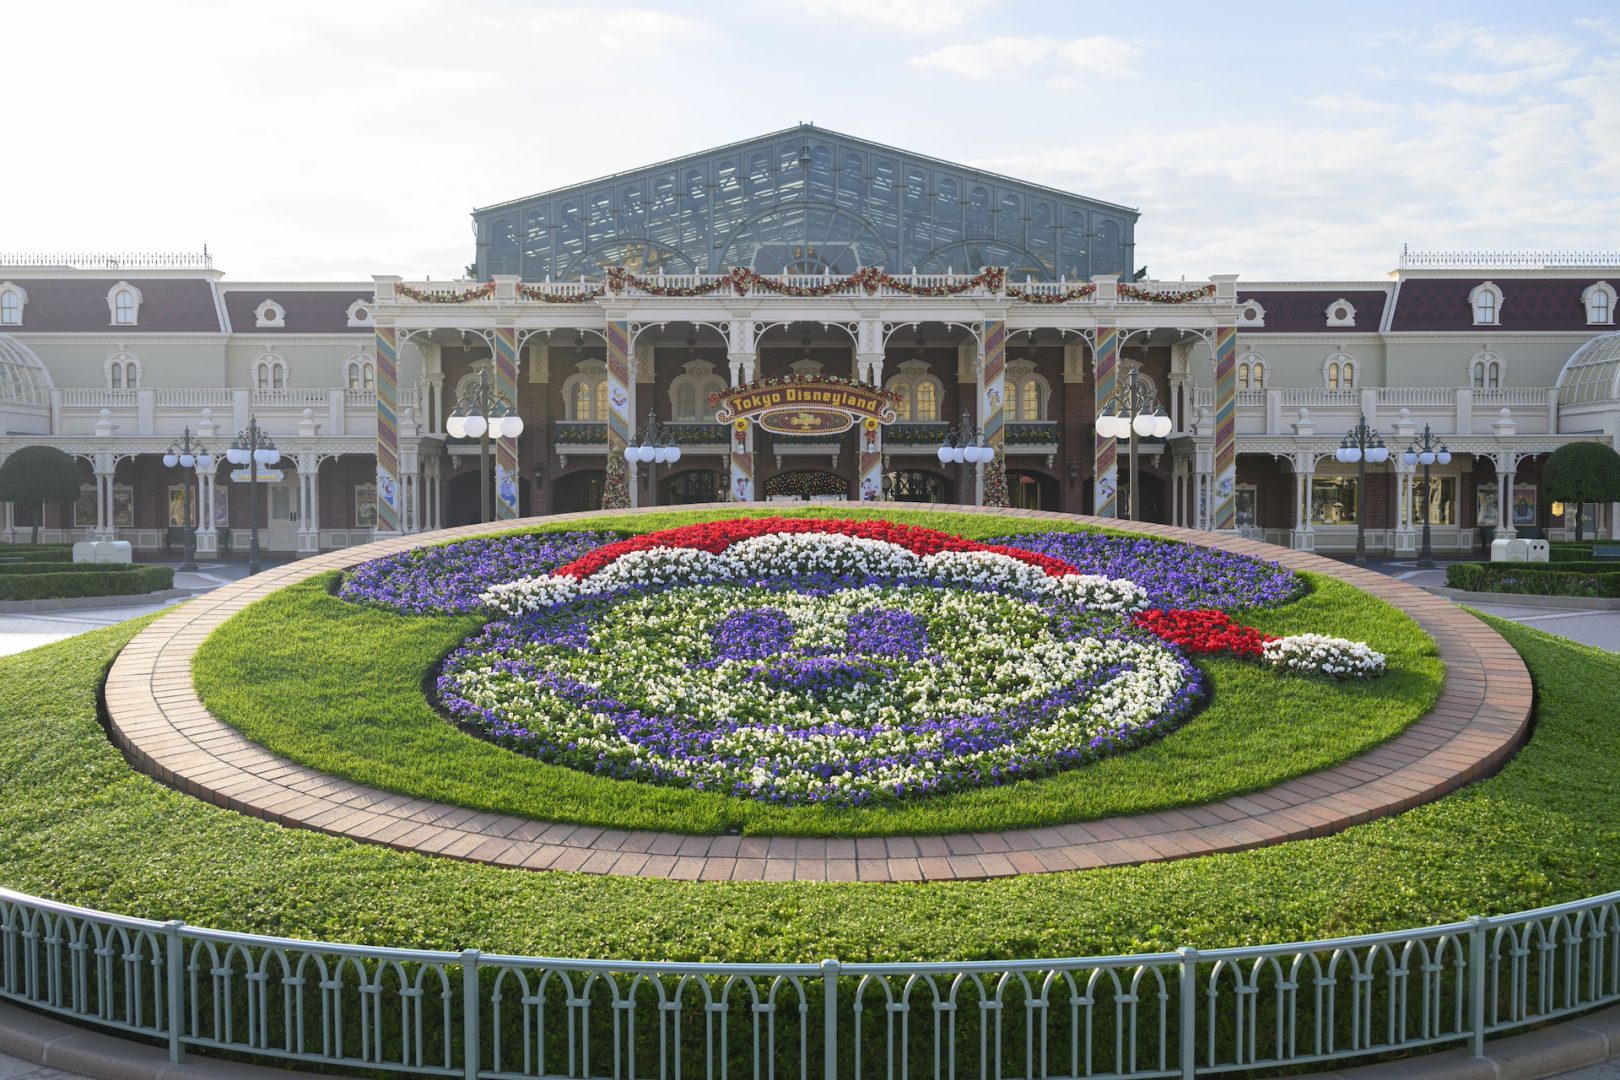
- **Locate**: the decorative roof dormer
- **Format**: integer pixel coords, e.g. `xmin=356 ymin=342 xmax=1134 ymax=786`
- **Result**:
xmin=254 ymin=299 xmax=287 ymax=328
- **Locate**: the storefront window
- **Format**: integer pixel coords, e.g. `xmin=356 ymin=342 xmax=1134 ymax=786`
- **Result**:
xmin=1410 ymin=476 xmax=1457 ymax=526
xmin=1311 ymin=477 xmax=1357 ymax=525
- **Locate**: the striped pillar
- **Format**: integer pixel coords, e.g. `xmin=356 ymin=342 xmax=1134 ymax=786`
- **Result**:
xmin=858 ymin=418 xmax=883 ymax=501
xmin=373 ymin=324 xmax=401 ymax=534
xmin=980 ymin=318 xmax=1008 ymax=506
xmin=493 ymin=327 xmax=521 ymax=520
xmin=1092 ymin=326 xmax=1119 ymax=517
xmin=603 ymin=318 xmax=633 ymax=509
xmin=729 ymin=418 xmax=754 ymax=502
xmin=1212 ymin=324 xmax=1239 ymax=530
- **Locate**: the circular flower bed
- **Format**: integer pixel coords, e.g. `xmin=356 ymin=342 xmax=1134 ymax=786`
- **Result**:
xmin=335 ymin=518 xmax=1385 ymax=808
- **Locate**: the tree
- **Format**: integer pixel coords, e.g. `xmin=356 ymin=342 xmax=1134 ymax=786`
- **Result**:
xmin=1541 ymin=441 xmax=1620 ymax=543
xmin=0 ymin=446 xmax=82 ymax=545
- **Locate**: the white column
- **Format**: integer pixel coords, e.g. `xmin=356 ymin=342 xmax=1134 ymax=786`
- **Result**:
xmin=1394 ymin=465 xmax=1417 ymax=554
xmin=1497 ymin=465 xmax=1516 ymax=538
xmin=296 ymin=455 xmax=319 ymax=553
xmin=196 ymin=473 xmax=217 ymax=554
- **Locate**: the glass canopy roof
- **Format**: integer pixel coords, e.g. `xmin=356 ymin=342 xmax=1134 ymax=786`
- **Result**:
xmin=474 ymin=125 xmax=1138 ymax=283
xmin=0 ymin=334 xmax=52 ymax=408
xmin=1557 ymin=331 xmax=1620 ymax=406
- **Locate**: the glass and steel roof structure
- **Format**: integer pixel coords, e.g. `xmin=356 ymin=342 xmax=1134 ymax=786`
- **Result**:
xmin=474 ymin=124 xmax=1138 ymax=283
xmin=0 ymin=334 xmax=53 ymax=408
xmin=1557 ymin=331 xmax=1620 ymax=406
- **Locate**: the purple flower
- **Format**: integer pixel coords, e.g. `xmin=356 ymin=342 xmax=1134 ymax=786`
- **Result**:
xmin=339 ymin=531 xmax=618 ymax=614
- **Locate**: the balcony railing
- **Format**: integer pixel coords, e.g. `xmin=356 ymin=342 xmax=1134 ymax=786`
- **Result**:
xmin=155 ymin=388 xmax=233 ymax=408
xmin=667 ymin=422 xmax=728 ymax=446
xmin=252 ymin=388 xmax=329 ymax=407
xmin=553 ymin=420 xmax=607 ymax=446
xmin=884 ymin=423 xmax=949 ymax=447
xmin=0 ymin=249 xmax=212 ymax=270
xmin=1398 ymin=249 xmax=1620 ymax=269
xmin=1006 ymin=421 xmax=1060 ymax=448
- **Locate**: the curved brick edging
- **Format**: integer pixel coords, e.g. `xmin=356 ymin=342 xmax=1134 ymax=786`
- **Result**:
xmin=103 ymin=504 xmax=1533 ymax=882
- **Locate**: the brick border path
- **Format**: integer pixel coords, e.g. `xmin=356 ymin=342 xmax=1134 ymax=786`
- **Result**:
xmin=103 ymin=504 xmax=1532 ymax=882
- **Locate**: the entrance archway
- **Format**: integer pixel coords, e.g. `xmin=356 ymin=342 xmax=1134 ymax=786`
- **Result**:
xmin=765 ymin=469 xmax=850 ymax=501
xmin=883 ymin=469 xmax=953 ymax=503
xmin=662 ymin=469 xmax=726 ymax=505
xmin=446 ymin=469 xmax=531 ymax=525
xmin=1007 ymin=469 xmax=1059 ymax=511
xmin=552 ymin=470 xmax=605 ymax=514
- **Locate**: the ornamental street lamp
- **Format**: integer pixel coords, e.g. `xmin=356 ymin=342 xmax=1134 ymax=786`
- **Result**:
xmin=624 ymin=411 xmax=682 ymax=507
xmin=224 ymin=417 xmax=279 ymax=575
xmin=936 ymin=411 xmax=996 ymax=504
xmin=1403 ymin=423 xmax=1452 ymax=569
xmin=161 ymin=427 xmax=212 ymax=573
xmin=1093 ymin=366 xmax=1173 ymax=521
xmin=1334 ymin=413 xmax=1391 ymax=565
xmin=445 ymin=369 xmax=524 ymax=524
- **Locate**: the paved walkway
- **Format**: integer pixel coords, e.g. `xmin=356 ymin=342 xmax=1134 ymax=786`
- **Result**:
xmin=1361 ymin=557 xmax=1620 ymax=652
xmin=0 ymin=559 xmax=289 ymax=657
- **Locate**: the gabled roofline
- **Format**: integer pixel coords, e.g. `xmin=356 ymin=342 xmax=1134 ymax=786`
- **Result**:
xmin=473 ymin=123 xmax=1140 ymax=218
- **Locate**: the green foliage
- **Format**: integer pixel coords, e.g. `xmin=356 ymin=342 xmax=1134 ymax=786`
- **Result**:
xmin=1447 ymin=561 xmax=1620 ymax=598
xmin=0 ymin=543 xmax=75 ymax=561
xmin=194 ymin=509 xmax=1440 ymax=838
xmin=0 ymin=446 xmax=81 ymax=544
xmin=0 ymin=565 xmax=173 ymax=601
xmin=0 ymin=611 xmax=1608 ymax=963
xmin=1542 ymin=443 xmax=1620 ymax=540
xmin=0 ymin=561 xmax=141 ymax=576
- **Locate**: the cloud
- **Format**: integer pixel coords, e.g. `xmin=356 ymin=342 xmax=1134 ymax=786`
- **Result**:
xmin=909 ymin=35 xmax=1142 ymax=80
xmin=526 ymin=7 xmax=709 ymax=54
xmin=795 ymin=0 xmax=992 ymax=30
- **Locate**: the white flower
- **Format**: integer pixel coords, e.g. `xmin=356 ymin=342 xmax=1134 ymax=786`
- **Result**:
xmin=1262 ymin=634 xmax=1386 ymax=680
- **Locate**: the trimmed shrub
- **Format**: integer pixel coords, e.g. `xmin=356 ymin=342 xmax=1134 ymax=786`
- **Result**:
xmin=0 ymin=565 xmax=174 ymax=601
xmin=0 ymin=544 xmax=77 ymax=563
xmin=1447 ymin=561 xmax=1620 ymax=598
xmin=0 ymin=561 xmax=142 ymax=576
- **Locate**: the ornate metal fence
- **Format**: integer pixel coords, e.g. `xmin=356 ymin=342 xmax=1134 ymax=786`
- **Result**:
xmin=4 ymin=884 xmax=1620 ymax=1078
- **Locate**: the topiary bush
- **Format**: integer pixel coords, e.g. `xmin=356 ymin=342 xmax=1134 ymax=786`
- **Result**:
xmin=1448 ymin=561 xmax=1620 ymax=598
xmin=0 ymin=561 xmax=142 ymax=576
xmin=0 ymin=447 xmax=81 ymax=545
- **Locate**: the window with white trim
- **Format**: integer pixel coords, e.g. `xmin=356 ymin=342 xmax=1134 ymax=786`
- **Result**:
xmin=1236 ymin=352 xmax=1268 ymax=389
xmin=1325 ymin=299 xmax=1357 ymax=327
xmin=886 ymin=359 xmax=943 ymax=422
xmin=106 ymin=352 xmax=140 ymax=390
xmin=1469 ymin=282 xmax=1502 ymax=326
xmin=1470 ymin=351 xmax=1503 ymax=390
xmin=108 ymin=282 xmax=142 ymax=326
xmin=345 ymin=354 xmax=376 ymax=391
xmin=668 ymin=360 xmax=726 ymax=422
xmin=1584 ymin=282 xmax=1616 ymax=326
xmin=0 ymin=283 xmax=25 ymax=326
xmin=1324 ymin=352 xmax=1357 ymax=389
xmin=1239 ymin=300 xmax=1266 ymax=327
xmin=345 ymin=299 xmax=374 ymax=328
xmin=562 ymin=360 xmax=609 ymax=421
xmin=253 ymin=353 xmax=288 ymax=391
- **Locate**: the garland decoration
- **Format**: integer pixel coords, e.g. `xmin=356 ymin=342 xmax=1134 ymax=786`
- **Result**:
xmin=606 ymin=266 xmax=735 ymax=298
xmin=1005 ymin=281 xmax=1098 ymax=304
xmin=516 ymin=282 xmax=604 ymax=303
xmin=395 ymin=282 xmax=496 ymax=304
xmin=1117 ymin=282 xmax=1216 ymax=304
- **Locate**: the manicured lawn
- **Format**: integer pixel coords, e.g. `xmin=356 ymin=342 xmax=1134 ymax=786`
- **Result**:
xmin=0 ymin=612 xmax=1609 ymax=963
xmin=192 ymin=510 xmax=1440 ymax=835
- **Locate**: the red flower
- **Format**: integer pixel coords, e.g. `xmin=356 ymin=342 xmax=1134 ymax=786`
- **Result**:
xmin=1132 ymin=608 xmax=1275 ymax=657
xmin=551 ymin=517 xmax=1080 ymax=580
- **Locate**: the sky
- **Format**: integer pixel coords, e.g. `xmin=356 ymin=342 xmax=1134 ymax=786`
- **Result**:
xmin=6 ymin=0 xmax=1618 ymax=282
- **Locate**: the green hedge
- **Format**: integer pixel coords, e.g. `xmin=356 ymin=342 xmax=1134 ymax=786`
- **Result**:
xmin=0 ymin=544 xmax=77 ymax=563
xmin=0 ymin=565 xmax=174 ymax=601
xmin=0 ymin=561 xmax=142 ymax=576
xmin=1446 ymin=561 xmax=1620 ymax=598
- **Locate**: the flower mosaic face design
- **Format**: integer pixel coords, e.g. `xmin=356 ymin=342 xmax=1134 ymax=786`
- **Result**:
xmin=341 ymin=518 xmax=1385 ymax=807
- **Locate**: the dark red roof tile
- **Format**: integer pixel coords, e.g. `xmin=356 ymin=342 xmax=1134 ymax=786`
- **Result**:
xmin=221 ymin=289 xmax=373 ymax=334
xmin=1390 ymin=278 xmax=1610 ymax=332
xmin=1 ymin=278 xmax=223 ymax=333
xmin=1236 ymin=289 xmax=1389 ymax=333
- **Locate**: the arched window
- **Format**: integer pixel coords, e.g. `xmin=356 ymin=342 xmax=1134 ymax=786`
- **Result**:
xmin=1324 ymin=353 xmax=1357 ymax=389
xmin=1469 ymin=282 xmax=1502 ymax=326
xmin=1236 ymin=352 xmax=1267 ymax=390
xmin=562 ymin=360 xmax=609 ymax=421
xmin=886 ymin=360 xmax=944 ymax=424
xmin=345 ymin=355 xmax=376 ymax=390
xmin=1584 ymin=283 xmax=1616 ymax=326
xmin=0 ymin=284 xmax=25 ymax=326
xmin=254 ymin=354 xmax=288 ymax=392
xmin=105 ymin=352 xmax=139 ymax=390
xmin=677 ymin=384 xmax=696 ymax=419
xmin=1003 ymin=360 xmax=1049 ymax=421
xmin=107 ymin=282 xmax=142 ymax=326
xmin=1470 ymin=352 xmax=1504 ymax=389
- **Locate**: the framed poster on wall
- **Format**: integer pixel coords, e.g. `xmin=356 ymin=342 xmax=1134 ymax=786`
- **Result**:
xmin=1476 ymin=485 xmax=1499 ymax=528
xmin=1234 ymin=485 xmax=1257 ymax=528
xmin=1512 ymin=484 xmax=1538 ymax=527
xmin=73 ymin=484 xmax=134 ymax=528
xmin=354 ymin=485 xmax=378 ymax=529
